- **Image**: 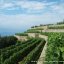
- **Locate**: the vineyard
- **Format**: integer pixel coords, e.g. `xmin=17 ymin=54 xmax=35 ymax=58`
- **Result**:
xmin=0 ymin=32 xmax=64 ymax=64
xmin=48 ymin=25 xmax=64 ymax=29
xmin=41 ymin=32 xmax=64 ymax=64
xmin=15 ymin=33 xmax=28 ymax=36
xmin=0 ymin=23 xmax=64 ymax=64
xmin=0 ymin=38 xmax=46 ymax=64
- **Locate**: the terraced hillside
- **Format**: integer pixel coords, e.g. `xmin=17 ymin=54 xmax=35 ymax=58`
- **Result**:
xmin=30 ymin=24 xmax=64 ymax=32
xmin=0 ymin=24 xmax=64 ymax=64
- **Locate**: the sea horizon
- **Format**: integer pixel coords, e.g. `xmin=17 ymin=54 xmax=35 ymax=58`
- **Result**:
xmin=0 ymin=29 xmax=27 ymax=36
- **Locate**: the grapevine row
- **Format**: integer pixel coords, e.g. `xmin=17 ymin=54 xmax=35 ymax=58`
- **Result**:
xmin=1 ymin=38 xmax=37 ymax=62
xmin=3 ymin=38 xmax=42 ymax=64
xmin=19 ymin=39 xmax=46 ymax=64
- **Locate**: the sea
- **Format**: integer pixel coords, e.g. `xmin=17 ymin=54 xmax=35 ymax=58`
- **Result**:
xmin=0 ymin=28 xmax=28 ymax=36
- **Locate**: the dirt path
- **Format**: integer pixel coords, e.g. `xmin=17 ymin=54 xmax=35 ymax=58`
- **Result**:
xmin=27 ymin=33 xmax=48 ymax=64
xmin=42 ymin=29 xmax=64 ymax=32
xmin=37 ymin=35 xmax=48 ymax=64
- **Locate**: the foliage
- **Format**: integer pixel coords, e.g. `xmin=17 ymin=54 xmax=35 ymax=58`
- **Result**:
xmin=0 ymin=36 xmax=17 ymax=49
xmin=26 ymin=29 xmax=40 ymax=33
xmin=1 ymin=38 xmax=36 ymax=63
xmin=19 ymin=39 xmax=46 ymax=64
xmin=0 ymin=38 xmax=43 ymax=64
xmin=48 ymin=25 xmax=64 ymax=29
xmin=15 ymin=33 xmax=28 ymax=36
xmin=57 ymin=20 xmax=64 ymax=24
xmin=45 ymin=33 xmax=64 ymax=64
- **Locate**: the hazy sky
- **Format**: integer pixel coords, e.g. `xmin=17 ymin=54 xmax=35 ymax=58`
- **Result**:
xmin=0 ymin=0 xmax=64 ymax=35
